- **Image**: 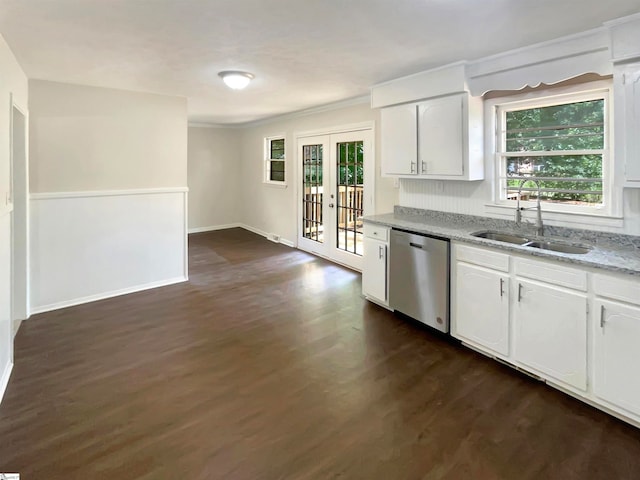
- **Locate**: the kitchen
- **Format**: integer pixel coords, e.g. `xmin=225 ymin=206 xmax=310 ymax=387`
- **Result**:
xmin=1 ymin=2 xmax=640 ymax=478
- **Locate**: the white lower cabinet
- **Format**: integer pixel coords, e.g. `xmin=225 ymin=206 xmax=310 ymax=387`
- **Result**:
xmin=454 ymin=262 xmax=510 ymax=356
xmin=513 ymin=279 xmax=587 ymax=391
xmin=593 ymin=299 xmax=640 ymax=416
xmin=362 ymin=224 xmax=390 ymax=306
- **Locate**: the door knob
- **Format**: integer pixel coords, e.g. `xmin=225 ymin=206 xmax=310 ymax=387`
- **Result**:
xmin=329 ymin=203 xmax=334 ymax=208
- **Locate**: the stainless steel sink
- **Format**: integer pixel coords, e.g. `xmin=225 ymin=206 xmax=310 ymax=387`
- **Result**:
xmin=471 ymin=231 xmax=529 ymax=245
xmin=523 ymin=240 xmax=591 ymax=255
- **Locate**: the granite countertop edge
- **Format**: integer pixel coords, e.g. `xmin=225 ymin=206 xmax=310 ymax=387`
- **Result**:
xmin=363 ymin=211 xmax=640 ymax=277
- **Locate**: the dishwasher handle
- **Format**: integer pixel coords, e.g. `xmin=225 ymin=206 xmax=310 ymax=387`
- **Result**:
xmin=409 ymin=242 xmax=423 ymax=249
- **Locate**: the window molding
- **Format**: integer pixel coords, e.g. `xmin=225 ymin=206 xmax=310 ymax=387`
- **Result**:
xmin=484 ymin=79 xmax=621 ymax=220
xmin=264 ymin=135 xmax=286 ymax=186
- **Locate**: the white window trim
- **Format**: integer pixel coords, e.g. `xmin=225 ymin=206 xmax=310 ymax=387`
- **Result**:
xmin=485 ymin=79 xmax=621 ymax=220
xmin=264 ymin=135 xmax=287 ymax=186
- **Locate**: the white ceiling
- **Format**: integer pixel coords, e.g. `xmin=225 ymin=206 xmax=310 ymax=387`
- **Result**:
xmin=1 ymin=0 xmax=639 ymax=125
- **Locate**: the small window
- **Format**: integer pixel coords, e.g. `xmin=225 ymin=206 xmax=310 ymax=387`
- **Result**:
xmin=495 ymin=86 xmax=610 ymax=214
xmin=265 ymin=136 xmax=286 ymax=184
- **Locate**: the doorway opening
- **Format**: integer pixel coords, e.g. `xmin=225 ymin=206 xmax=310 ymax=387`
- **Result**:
xmin=11 ymin=102 xmax=28 ymax=335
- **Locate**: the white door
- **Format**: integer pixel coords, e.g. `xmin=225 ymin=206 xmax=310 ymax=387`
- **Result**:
xmin=513 ymin=279 xmax=588 ymax=390
xmin=454 ymin=262 xmax=510 ymax=356
xmin=594 ymin=299 xmax=640 ymax=416
xmin=297 ymin=129 xmax=374 ymax=271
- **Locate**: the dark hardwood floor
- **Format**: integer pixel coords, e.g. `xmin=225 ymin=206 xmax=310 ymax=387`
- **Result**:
xmin=1 ymin=228 xmax=640 ymax=479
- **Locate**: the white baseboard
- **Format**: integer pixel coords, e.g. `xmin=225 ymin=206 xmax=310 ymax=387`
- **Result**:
xmin=188 ymin=223 xmax=241 ymax=234
xmin=0 ymin=361 xmax=13 ymax=406
xmin=239 ymin=223 xmax=294 ymax=248
xmin=30 ymin=276 xmax=188 ymax=315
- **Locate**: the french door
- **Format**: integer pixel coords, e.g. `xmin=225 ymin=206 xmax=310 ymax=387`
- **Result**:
xmin=297 ymin=128 xmax=373 ymax=271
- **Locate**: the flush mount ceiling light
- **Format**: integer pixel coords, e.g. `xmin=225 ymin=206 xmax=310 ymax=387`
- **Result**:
xmin=218 ymin=71 xmax=254 ymax=90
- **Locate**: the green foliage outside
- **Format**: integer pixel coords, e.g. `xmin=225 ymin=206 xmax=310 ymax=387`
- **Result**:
xmin=303 ymin=141 xmax=364 ymax=186
xmin=505 ymin=99 xmax=604 ymax=205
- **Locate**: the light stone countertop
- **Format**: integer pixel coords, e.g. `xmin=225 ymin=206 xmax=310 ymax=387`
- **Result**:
xmin=363 ymin=208 xmax=640 ymax=277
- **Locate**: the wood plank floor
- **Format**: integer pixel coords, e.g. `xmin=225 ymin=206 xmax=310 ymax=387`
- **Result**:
xmin=1 ymin=228 xmax=640 ymax=479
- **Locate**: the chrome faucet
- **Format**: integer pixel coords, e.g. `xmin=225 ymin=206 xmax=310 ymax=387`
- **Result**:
xmin=515 ymin=179 xmax=544 ymax=237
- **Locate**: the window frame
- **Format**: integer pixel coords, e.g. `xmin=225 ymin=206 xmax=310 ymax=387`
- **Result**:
xmin=491 ymin=81 xmax=615 ymax=217
xmin=264 ymin=135 xmax=286 ymax=186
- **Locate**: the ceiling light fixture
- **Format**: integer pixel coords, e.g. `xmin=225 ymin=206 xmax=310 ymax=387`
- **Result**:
xmin=218 ymin=71 xmax=254 ymax=90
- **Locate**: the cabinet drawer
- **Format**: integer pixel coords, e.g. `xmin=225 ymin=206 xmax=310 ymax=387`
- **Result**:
xmin=364 ymin=224 xmax=389 ymax=241
xmin=454 ymin=243 xmax=509 ymax=272
xmin=514 ymin=257 xmax=587 ymax=291
xmin=593 ymin=273 xmax=640 ymax=304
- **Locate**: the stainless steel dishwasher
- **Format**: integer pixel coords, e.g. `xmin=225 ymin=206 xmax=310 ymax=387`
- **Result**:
xmin=389 ymin=229 xmax=450 ymax=333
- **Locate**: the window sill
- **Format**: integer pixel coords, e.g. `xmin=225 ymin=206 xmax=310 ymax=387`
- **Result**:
xmin=484 ymin=203 xmax=624 ymax=229
xmin=263 ymin=182 xmax=288 ymax=189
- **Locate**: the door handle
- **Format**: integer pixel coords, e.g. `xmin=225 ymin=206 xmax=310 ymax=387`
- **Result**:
xmin=421 ymin=161 xmax=427 ymax=173
xmin=378 ymin=245 xmax=384 ymax=259
xmin=499 ymin=278 xmax=504 ymax=297
xmin=410 ymin=162 xmax=417 ymax=174
xmin=600 ymin=304 xmax=606 ymax=329
xmin=328 ymin=203 xmax=334 ymax=208
xmin=518 ymin=283 xmax=523 ymax=302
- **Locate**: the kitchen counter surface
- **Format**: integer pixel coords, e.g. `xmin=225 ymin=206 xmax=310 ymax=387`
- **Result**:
xmin=363 ymin=208 xmax=640 ymax=277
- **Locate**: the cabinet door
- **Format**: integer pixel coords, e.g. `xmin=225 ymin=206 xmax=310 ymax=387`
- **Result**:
xmin=362 ymin=237 xmax=387 ymax=304
xmin=622 ymin=65 xmax=640 ymax=183
xmin=513 ymin=280 xmax=587 ymax=390
xmin=380 ymin=103 xmax=418 ymax=176
xmin=454 ymin=262 xmax=509 ymax=356
xmin=418 ymin=94 xmax=464 ymax=176
xmin=594 ymin=300 xmax=640 ymax=416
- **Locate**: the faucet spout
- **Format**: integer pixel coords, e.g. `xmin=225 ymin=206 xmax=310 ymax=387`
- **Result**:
xmin=515 ymin=179 xmax=544 ymax=236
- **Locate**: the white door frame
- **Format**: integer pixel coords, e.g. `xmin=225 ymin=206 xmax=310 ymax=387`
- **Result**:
xmin=10 ymin=95 xmax=29 ymax=333
xmin=294 ymin=122 xmax=375 ymax=271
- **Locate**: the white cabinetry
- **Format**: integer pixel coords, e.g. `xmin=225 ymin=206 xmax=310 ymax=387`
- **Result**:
xmin=380 ymin=103 xmax=418 ymax=176
xmin=513 ymin=279 xmax=587 ymax=390
xmin=452 ymin=244 xmax=510 ymax=356
xmin=362 ymin=224 xmax=390 ymax=306
xmin=617 ymin=62 xmax=640 ymax=185
xmin=380 ymin=93 xmax=483 ymax=181
xmin=593 ymin=273 xmax=640 ymax=418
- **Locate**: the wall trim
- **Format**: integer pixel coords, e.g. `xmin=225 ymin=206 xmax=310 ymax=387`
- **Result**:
xmin=188 ymin=223 xmax=242 ymax=234
xmin=239 ymin=223 xmax=295 ymax=248
xmin=30 ymin=276 xmax=188 ymax=315
xmin=0 ymin=362 xmax=13 ymax=406
xmin=30 ymin=187 xmax=189 ymax=200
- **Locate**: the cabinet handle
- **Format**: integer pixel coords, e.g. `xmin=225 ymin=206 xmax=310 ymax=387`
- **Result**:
xmin=421 ymin=161 xmax=427 ymax=173
xmin=518 ymin=283 xmax=523 ymax=302
xmin=600 ymin=304 xmax=606 ymax=329
xmin=411 ymin=162 xmax=417 ymax=174
xmin=378 ymin=245 xmax=384 ymax=259
xmin=499 ymin=278 xmax=504 ymax=297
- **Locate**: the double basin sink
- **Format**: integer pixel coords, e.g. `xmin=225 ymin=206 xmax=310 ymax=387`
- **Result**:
xmin=471 ymin=231 xmax=592 ymax=255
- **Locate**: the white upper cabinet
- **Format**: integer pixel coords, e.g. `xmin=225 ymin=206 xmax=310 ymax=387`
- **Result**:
xmin=617 ymin=62 xmax=640 ymax=185
xmin=380 ymin=103 xmax=418 ymax=176
xmin=373 ymin=63 xmax=484 ymax=181
xmin=380 ymin=93 xmax=484 ymax=180
xmin=418 ymin=95 xmax=464 ymax=176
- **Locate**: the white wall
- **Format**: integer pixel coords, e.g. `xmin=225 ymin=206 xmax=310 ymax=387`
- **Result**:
xmin=0 ymin=33 xmax=28 ymax=402
xmin=28 ymin=81 xmax=189 ymax=313
xmin=187 ymin=126 xmax=242 ymax=232
xmin=239 ymin=101 xmax=398 ymax=245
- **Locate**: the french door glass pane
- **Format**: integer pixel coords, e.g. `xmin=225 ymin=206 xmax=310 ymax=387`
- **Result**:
xmin=302 ymin=144 xmax=323 ymax=243
xmin=336 ymin=141 xmax=364 ymax=256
